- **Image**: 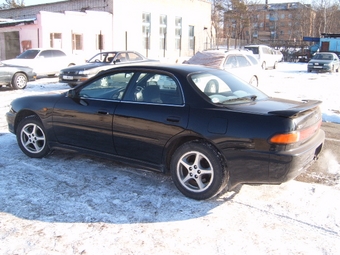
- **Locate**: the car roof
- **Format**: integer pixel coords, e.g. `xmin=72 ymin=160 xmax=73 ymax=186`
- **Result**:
xmin=100 ymin=62 xmax=223 ymax=74
xmin=25 ymin=48 xmax=65 ymax=51
xmin=203 ymin=49 xmax=253 ymax=55
xmin=96 ymin=50 xmax=142 ymax=54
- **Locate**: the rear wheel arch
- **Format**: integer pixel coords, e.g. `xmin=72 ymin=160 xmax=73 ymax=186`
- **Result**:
xmin=170 ymin=140 xmax=229 ymax=200
xmin=249 ymin=75 xmax=258 ymax=87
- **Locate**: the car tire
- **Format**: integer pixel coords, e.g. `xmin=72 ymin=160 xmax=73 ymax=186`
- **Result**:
xmin=170 ymin=141 xmax=229 ymax=200
xmin=11 ymin=73 xmax=28 ymax=90
xmin=249 ymin=76 xmax=258 ymax=87
xmin=273 ymin=61 xmax=278 ymax=69
xmin=16 ymin=116 xmax=50 ymax=158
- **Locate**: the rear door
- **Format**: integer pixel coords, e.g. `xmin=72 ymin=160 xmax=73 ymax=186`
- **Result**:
xmin=113 ymin=71 xmax=189 ymax=165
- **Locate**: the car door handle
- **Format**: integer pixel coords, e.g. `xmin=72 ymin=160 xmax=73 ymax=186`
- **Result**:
xmin=166 ymin=116 xmax=180 ymax=123
xmin=97 ymin=110 xmax=109 ymax=115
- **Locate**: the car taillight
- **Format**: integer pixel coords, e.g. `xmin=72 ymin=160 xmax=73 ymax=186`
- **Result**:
xmin=270 ymin=119 xmax=321 ymax=144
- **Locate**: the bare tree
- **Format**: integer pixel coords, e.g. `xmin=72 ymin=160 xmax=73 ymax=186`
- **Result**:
xmin=0 ymin=0 xmax=25 ymax=9
xmin=312 ymin=0 xmax=340 ymax=35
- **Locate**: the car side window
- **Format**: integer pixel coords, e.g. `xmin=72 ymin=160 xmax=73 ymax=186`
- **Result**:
xmin=39 ymin=50 xmax=53 ymax=58
xmin=225 ymin=56 xmax=238 ymax=68
xmin=79 ymin=72 xmax=134 ymax=100
xmin=116 ymin=53 xmax=127 ymax=62
xmin=128 ymin=73 xmax=183 ymax=105
xmin=53 ymin=50 xmax=66 ymax=57
xmin=128 ymin=52 xmax=143 ymax=61
xmin=246 ymin=55 xmax=258 ymax=65
xmin=236 ymin=56 xmax=251 ymax=67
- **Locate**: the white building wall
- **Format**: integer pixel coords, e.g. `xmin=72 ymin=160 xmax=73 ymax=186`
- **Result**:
xmin=37 ymin=11 xmax=113 ymax=59
xmin=112 ymin=0 xmax=211 ymax=62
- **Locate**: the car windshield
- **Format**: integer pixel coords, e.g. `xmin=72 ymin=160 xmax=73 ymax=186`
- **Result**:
xmin=88 ymin=52 xmax=117 ymax=63
xmin=313 ymin=54 xmax=333 ymax=60
xmin=189 ymin=71 xmax=267 ymax=105
xmin=16 ymin=50 xmax=40 ymax=59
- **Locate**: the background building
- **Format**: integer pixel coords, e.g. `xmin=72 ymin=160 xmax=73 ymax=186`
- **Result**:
xmin=0 ymin=0 xmax=211 ymax=62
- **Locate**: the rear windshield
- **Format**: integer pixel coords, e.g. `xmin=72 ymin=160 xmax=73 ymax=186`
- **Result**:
xmin=189 ymin=71 xmax=267 ymax=105
xmin=244 ymin=47 xmax=259 ymax=54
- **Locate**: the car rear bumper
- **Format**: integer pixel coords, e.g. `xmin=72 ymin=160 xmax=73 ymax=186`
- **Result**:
xmin=226 ymin=129 xmax=325 ymax=188
xmin=268 ymin=129 xmax=325 ymax=182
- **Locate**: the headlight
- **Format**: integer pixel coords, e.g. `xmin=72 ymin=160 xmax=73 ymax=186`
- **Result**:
xmin=308 ymin=63 xmax=313 ymax=66
xmin=59 ymin=70 xmax=64 ymax=74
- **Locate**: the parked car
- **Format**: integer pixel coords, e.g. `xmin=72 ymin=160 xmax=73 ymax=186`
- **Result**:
xmin=307 ymin=52 xmax=340 ymax=73
xmin=59 ymin=51 xmax=156 ymax=87
xmin=1 ymin=48 xmax=82 ymax=77
xmin=244 ymin=44 xmax=278 ymax=69
xmin=6 ymin=63 xmax=325 ymax=200
xmin=274 ymin=49 xmax=284 ymax=62
xmin=184 ymin=50 xmax=262 ymax=87
xmin=0 ymin=62 xmax=36 ymax=90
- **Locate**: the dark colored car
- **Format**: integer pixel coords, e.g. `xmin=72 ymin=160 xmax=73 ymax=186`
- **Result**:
xmin=0 ymin=62 xmax=36 ymax=89
xmin=59 ymin=51 xmax=155 ymax=87
xmin=6 ymin=63 xmax=325 ymax=200
xmin=308 ymin=52 xmax=340 ymax=72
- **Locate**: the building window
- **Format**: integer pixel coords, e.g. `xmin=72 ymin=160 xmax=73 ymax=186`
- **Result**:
xmin=189 ymin=26 xmax=194 ymax=50
xmin=142 ymin=12 xmax=151 ymax=49
xmin=50 ymin=33 xmax=62 ymax=48
xmin=175 ymin=17 xmax=182 ymax=50
xmin=281 ymin=14 xmax=285 ymax=19
xmin=72 ymin=34 xmax=83 ymax=50
xmin=159 ymin=15 xmax=167 ymax=50
xmin=96 ymin=34 xmax=104 ymax=50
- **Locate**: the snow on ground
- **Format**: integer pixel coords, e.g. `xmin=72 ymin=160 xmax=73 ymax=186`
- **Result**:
xmin=0 ymin=62 xmax=339 ymax=255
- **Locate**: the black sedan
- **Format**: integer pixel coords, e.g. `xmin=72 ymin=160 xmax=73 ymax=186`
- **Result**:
xmin=59 ymin=51 xmax=156 ymax=87
xmin=6 ymin=63 xmax=325 ymax=200
xmin=0 ymin=62 xmax=36 ymax=89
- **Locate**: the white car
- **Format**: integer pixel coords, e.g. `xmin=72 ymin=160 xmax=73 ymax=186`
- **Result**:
xmin=2 ymin=48 xmax=83 ymax=77
xmin=244 ymin=45 xmax=279 ymax=70
xmin=185 ymin=49 xmax=263 ymax=87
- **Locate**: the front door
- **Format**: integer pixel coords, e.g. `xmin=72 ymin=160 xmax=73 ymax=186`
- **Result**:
xmin=52 ymin=71 xmax=134 ymax=153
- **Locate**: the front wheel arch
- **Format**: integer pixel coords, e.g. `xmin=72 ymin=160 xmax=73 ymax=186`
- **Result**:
xmin=16 ymin=115 xmax=51 ymax=158
xmin=11 ymin=72 xmax=28 ymax=90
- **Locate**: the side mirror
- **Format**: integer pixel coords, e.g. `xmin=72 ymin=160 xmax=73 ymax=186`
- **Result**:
xmin=67 ymin=89 xmax=77 ymax=98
